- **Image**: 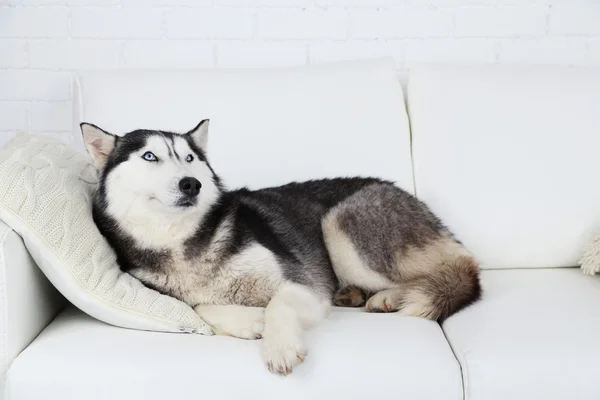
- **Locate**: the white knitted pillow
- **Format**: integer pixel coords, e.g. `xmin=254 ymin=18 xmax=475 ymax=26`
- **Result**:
xmin=0 ymin=134 xmax=212 ymax=335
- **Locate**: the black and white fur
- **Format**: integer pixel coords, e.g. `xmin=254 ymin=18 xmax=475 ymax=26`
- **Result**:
xmin=81 ymin=120 xmax=482 ymax=375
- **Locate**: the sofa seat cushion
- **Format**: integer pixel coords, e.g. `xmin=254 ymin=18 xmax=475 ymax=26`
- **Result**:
xmin=7 ymin=307 xmax=463 ymax=400
xmin=443 ymin=268 xmax=600 ymax=400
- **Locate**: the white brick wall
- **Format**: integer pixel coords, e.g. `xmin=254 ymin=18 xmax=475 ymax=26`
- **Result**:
xmin=29 ymin=39 xmax=121 ymax=69
xmin=165 ymin=8 xmax=255 ymax=39
xmin=549 ymin=4 xmax=600 ymax=36
xmin=71 ymin=8 xmax=163 ymax=38
xmin=258 ymin=9 xmax=347 ymax=39
xmin=123 ymin=40 xmax=214 ymax=68
xmin=352 ymin=7 xmax=454 ymax=39
xmin=217 ymin=41 xmax=307 ymax=67
xmin=454 ymin=5 xmax=549 ymax=38
xmin=0 ymin=7 xmax=69 ymax=38
xmin=1 ymin=0 xmax=600 ymax=145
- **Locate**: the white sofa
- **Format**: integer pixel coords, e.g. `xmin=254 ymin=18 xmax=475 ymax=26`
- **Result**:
xmin=2 ymin=59 xmax=600 ymax=400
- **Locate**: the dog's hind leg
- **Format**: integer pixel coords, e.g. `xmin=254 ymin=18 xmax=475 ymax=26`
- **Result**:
xmin=332 ymin=285 xmax=371 ymax=307
xmin=262 ymin=282 xmax=330 ymax=375
xmin=193 ymin=304 xmax=265 ymax=340
xmin=363 ymin=255 xmax=481 ymax=320
xmin=321 ymin=205 xmax=396 ymax=295
xmin=321 ymin=182 xmax=482 ymax=321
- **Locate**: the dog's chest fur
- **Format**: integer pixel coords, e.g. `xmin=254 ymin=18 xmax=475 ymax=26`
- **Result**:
xmin=126 ymin=221 xmax=284 ymax=308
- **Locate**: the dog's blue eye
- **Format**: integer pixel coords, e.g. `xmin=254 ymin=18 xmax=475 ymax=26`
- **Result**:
xmin=186 ymin=154 xmax=194 ymax=162
xmin=142 ymin=152 xmax=157 ymax=162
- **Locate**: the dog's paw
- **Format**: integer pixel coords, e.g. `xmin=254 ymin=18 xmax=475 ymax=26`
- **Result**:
xmin=263 ymin=337 xmax=307 ymax=376
xmin=262 ymin=321 xmax=307 ymax=376
xmin=230 ymin=307 xmax=265 ymax=340
xmin=333 ymin=285 xmax=368 ymax=307
xmin=366 ymin=289 xmax=402 ymax=313
xmin=194 ymin=305 xmax=264 ymax=340
xmin=581 ymin=262 xmax=600 ymax=276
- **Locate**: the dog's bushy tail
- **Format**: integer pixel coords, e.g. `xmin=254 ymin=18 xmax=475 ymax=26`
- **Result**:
xmin=400 ymin=255 xmax=482 ymax=321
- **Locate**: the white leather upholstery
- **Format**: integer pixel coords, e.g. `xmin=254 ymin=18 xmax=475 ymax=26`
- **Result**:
xmin=0 ymin=219 xmax=65 ymax=398
xmin=74 ymin=58 xmax=414 ymax=193
xmin=7 ymin=306 xmax=463 ymax=400
xmin=443 ymin=268 xmax=600 ymax=400
xmin=408 ymin=64 xmax=600 ymax=269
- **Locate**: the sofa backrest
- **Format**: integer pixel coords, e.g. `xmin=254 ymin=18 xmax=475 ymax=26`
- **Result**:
xmin=408 ymin=64 xmax=600 ymax=269
xmin=73 ymin=58 xmax=413 ymax=193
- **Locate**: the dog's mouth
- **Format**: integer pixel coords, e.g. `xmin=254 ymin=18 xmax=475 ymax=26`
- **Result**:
xmin=148 ymin=196 xmax=197 ymax=209
xmin=175 ymin=197 xmax=198 ymax=208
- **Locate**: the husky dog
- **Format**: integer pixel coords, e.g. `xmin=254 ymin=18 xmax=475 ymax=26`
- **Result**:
xmin=81 ymin=120 xmax=481 ymax=375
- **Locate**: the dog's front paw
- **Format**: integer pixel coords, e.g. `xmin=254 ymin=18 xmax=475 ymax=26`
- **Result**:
xmin=263 ymin=320 xmax=308 ymax=376
xmin=229 ymin=306 xmax=265 ymax=340
xmin=194 ymin=305 xmax=264 ymax=340
xmin=263 ymin=339 xmax=307 ymax=376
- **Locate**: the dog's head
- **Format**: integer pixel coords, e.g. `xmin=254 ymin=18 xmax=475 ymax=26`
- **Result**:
xmin=81 ymin=120 xmax=222 ymax=236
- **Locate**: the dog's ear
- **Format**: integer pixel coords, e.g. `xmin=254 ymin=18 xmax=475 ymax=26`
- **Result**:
xmin=80 ymin=123 xmax=117 ymax=171
xmin=186 ymin=119 xmax=209 ymax=151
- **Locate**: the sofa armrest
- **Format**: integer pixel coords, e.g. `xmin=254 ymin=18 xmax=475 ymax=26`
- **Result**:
xmin=0 ymin=218 xmax=65 ymax=397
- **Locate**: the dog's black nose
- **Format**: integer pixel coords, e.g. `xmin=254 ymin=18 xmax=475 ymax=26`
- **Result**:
xmin=179 ymin=177 xmax=201 ymax=197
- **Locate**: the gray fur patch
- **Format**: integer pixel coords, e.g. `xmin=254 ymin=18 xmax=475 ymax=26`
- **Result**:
xmin=330 ymin=183 xmax=448 ymax=281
